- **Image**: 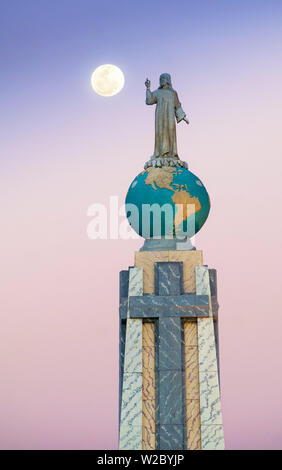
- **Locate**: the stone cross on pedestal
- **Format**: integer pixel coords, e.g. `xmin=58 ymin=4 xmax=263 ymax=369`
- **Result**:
xmin=119 ymin=261 xmax=223 ymax=450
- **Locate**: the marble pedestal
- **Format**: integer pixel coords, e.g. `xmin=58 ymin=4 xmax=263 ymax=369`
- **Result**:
xmin=118 ymin=250 xmax=224 ymax=450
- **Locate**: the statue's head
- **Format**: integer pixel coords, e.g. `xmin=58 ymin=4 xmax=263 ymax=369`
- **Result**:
xmin=159 ymin=73 xmax=172 ymax=89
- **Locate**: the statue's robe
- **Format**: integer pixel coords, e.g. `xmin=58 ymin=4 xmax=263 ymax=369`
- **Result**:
xmin=146 ymin=87 xmax=186 ymax=159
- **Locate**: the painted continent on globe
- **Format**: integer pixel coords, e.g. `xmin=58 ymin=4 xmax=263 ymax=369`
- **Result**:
xmin=125 ymin=166 xmax=211 ymax=239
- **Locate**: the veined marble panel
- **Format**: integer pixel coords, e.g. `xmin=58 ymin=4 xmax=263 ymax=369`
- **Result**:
xmin=119 ymin=266 xmax=143 ymax=450
xmin=184 ymin=321 xmax=198 ymax=347
xmin=128 ymin=267 xmax=143 ymax=300
xmin=195 ymin=265 xmax=210 ymax=296
xmin=169 ymin=251 xmax=203 ymax=293
xmin=128 ymin=294 xmax=209 ymax=318
xmin=120 ymin=373 xmax=143 ymax=426
xmin=197 ymin=318 xmax=218 ymax=374
xmin=184 ymin=347 xmax=199 ymax=400
xmin=142 ymin=323 xmax=156 ymax=402
xmin=142 ymin=322 xmax=156 ymax=449
xmin=196 ymin=266 xmax=224 ymax=449
xmin=142 ymin=399 xmax=156 ymax=450
xmin=159 ymin=425 xmax=184 ymax=450
xmin=208 ymin=269 xmax=217 ymax=297
xmin=197 ymin=317 xmax=224 ymax=446
xmin=155 ymin=262 xmax=182 ymax=296
xmin=119 ymin=425 xmax=143 ymax=450
xmin=186 ymin=399 xmax=201 ymax=450
xmin=119 ymin=319 xmax=126 ymax=424
xmin=198 ymin=370 xmax=223 ymax=426
xmin=201 ymin=425 xmax=224 ymax=450
xmin=195 ymin=265 xmax=212 ymax=317
xmin=142 ymin=322 xmax=155 ymax=349
xmin=130 ymin=293 xmax=209 ymax=307
xmin=119 ymin=270 xmax=129 ymax=299
xmin=159 ymin=370 xmax=183 ymax=425
xmin=134 ymin=250 xmax=203 ymax=294
xmin=123 ymin=319 xmax=142 ymax=373
xmin=197 ymin=318 xmax=224 ymax=448
xmin=158 ymin=317 xmax=183 ymax=371
xmin=184 ymin=321 xmax=201 ymax=449
xmin=135 ymin=251 xmax=169 ymax=294
xmin=143 ymin=346 xmax=155 ymax=401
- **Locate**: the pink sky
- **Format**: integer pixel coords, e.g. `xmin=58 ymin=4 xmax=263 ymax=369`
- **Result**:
xmin=1 ymin=0 xmax=282 ymax=449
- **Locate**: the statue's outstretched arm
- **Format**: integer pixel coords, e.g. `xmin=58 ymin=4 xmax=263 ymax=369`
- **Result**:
xmin=145 ymin=78 xmax=157 ymax=105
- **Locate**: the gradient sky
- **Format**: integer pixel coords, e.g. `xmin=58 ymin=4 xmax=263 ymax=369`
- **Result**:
xmin=1 ymin=0 xmax=282 ymax=449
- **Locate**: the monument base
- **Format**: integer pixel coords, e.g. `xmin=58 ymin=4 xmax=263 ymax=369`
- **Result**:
xmin=140 ymin=237 xmax=195 ymax=252
xmin=144 ymin=156 xmax=188 ymax=170
xmin=118 ymin=249 xmax=224 ymax=450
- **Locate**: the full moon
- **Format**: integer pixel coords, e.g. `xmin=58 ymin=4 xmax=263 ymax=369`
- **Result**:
xmin=91 ymin=64 xmax=125 ymax=97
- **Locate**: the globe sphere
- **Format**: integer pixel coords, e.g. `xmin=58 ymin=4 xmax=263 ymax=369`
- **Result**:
xmin=125 ymin=166 xmax=210 ymax=239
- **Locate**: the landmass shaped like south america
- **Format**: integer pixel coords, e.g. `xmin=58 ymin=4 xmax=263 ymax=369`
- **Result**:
xmin=141 ymin=166 xmax=202 ymax=229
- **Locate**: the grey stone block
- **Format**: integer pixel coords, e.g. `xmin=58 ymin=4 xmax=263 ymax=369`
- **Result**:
xmin=159 ymin=370 xmax=184 ymax=424
xmin=155 ymin=262 xmax=183 ymax=296
xmin=158 ymin=317 xmax=183 ymax=371
xmin=208 ymin=269 xmax=217 ymax=297
xmin=176 ymin=237 xmax=195 ymax=251
xmin=140 ymin=238 xmax=177 ymax=252
xmin=214 ymin=319 xmax=220 ymax=386
xmin=211 ymin=297 xmax=219 ymax=319
xmin=119 ymin=319 xmax=126 ymax=425
xmin=159 ymin=425 xmax=184 ymax=450
xmin=125 ymin=294 xmax=209 ymax=319
xmin=119 ymin=298 xmax=128 ymax=319
xmin=119 ymin=270 xmax=129 ymax=300
xmin=155 ymin=321 xmax=160 ymax=448
xmin=209 ymin=269 xmax=220 ymax=380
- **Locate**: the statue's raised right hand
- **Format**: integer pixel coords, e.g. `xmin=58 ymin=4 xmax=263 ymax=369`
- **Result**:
xmin=145 ymin=78 xmax=151 ymax=89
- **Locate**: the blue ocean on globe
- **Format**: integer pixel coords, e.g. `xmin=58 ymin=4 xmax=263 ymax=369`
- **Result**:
xmin=125 ymin=166 xmax=210 ymax=239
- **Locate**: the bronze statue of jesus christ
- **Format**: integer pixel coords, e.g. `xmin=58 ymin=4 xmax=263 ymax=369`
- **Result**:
xmin=145 ymin=73 xmax=189 ymax=160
